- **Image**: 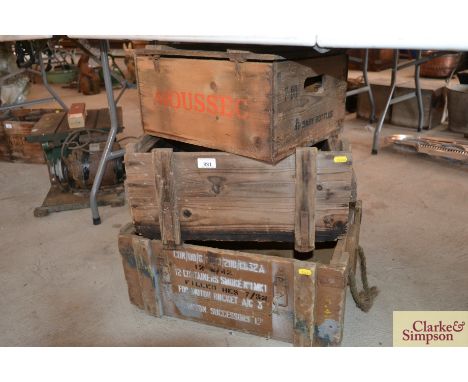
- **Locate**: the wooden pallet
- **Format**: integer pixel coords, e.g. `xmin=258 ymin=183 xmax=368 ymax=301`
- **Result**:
xmin=34 ymin=185 xmax=125 ymax=217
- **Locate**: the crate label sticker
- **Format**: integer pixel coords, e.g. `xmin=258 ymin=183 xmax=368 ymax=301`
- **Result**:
xmin=89 ymin=143 xmax=100 ymax=152
xmin=5 ymin=123 xmax=12 ymax=129
xmin=298 ymin=268 xmax=313 ymax=276
xmin=168 ymin=248 xmax=273 ymax=336
xmin=197 ymin=158 xmax=216 ymax=169
xmin=333 ymin=155 xmax=348 ymax=163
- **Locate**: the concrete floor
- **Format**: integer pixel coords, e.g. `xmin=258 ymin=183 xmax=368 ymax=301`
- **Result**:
xmin=0 ymin=83 xmax=467 ymax=346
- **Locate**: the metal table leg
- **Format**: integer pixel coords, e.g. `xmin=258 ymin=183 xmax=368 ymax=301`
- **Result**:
xmin=363 ymin=49 xmax=376 ymax=123
xmin=371 ymin=50 xmax=447 ymax=154
xmin=38 ymin=52 xmax=68 ymax=111
xmin=0 ymin=44 xmax=68 ymax=113
xmin=89 ymin=40 xmax=125 ymax=225
xmin=372 ymin=50 xmax=399 ymax=154
xmin=414 ymin=50 xmax=424 ymax=132
xmin=345 ymin=49 xmax=376 ymax=124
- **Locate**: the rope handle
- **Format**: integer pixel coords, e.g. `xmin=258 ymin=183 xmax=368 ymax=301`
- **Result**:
xmin=348 ymin=245 xmax=378 ymax=312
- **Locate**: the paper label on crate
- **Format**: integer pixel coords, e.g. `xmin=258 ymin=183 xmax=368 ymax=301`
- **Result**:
xmin=89 ymin=143 xmax=101 ymax=152
xmin=333 ymin=155 xmax=348 ymax=163
xmin=298 ymin=268 xmax=313 ymax=276
xmin=197 ymin=158 xmax=216 ymax=169
xmin=5 ymin=123 xmax=12 ymax=129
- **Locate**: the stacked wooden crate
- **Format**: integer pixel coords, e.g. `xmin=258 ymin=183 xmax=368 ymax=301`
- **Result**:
xmin=118 ymin=45 xmax=362 ymax=346
xmin=0 ymin=108 xmax=59 ymax=163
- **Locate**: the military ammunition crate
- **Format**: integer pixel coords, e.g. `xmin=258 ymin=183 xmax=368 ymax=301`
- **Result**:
xmin=118 ymin=201 xmax=362 ymax=346
xmin=125 ymin=137 xmax=356 ymax=252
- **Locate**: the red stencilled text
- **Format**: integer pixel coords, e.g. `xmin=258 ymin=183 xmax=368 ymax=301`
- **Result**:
xmin=153 ymin=90 xmax=248 ymax=119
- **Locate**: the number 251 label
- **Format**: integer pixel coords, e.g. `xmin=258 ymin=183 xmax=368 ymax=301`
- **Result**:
xmin=197 ymin=158 xmax=216 ymax=169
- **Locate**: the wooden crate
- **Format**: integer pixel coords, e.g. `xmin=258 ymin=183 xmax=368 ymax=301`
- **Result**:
xmin=0 ymin=126 xmax=11 ymax=161
xmin=125 ymin=138 xmax=356 ymax=252
xmin=135 ymin=45 xmax=348 ymax=164
xmin=391 ymin=82 xmax=445 ymax=130
xmin=3 ymin=120 xmax=45 ymax=163
xmin=1 ymin=108 xmax=58 ymax=164
xmin=118 ymin=201 xmax=362 ymax=346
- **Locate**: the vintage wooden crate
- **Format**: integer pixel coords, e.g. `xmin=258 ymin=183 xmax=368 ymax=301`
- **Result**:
xmin=135 ymin=45 xmax=347 ymax=163
xmin=3 ymin=120 xmax=46 ymax=163
xmin=118 ymin=201 xmax=362 ymax=346
xmin=125 ymin=138 xmax=356 ymax=252
xmin=1 ymin=108 xmax=58 ymax=163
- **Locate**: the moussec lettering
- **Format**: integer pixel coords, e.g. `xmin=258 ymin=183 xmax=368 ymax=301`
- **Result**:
xmin=153 ymin=90 xmax=248 ymax=120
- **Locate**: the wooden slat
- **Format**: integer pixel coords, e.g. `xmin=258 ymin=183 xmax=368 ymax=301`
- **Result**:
xmin=84 ymin=109 xmax=99 ymax=129
xmin=293 ymin=261 xmax=317 ymax=346
xmin=118 ymin=227 xmax=145 ymax=310
xmin=311 ymin=201 xmax=362 ymax=346
xmin=29 ymin=112 xmax=66 ymax=136
xmin=132 ymin=236 xmax=162 ymax=317
xmin=153 ymin=149 xmax=181 ymax=247
xmin=294 ymin=147 xmax=317 ymax=252
xmin=95 ymin=106 xmax=124 ymax=129
xmin=314 ymin=263 xmax=348 ymax=346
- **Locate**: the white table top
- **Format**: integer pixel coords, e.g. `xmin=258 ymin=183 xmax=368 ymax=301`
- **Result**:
xmin=67 ymin=1 xmax=468 ymax=51
xmin=4 ymin=1 xmax=467 ymax=51
xmin=0 ymin=35 xmax=52 ymax=42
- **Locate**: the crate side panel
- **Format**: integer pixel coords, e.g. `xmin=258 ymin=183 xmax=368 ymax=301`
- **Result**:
xmin=273 ymin=55 xmax=348 ymax=160
xmin=137 ymin=56 xmax=273 ymax=161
